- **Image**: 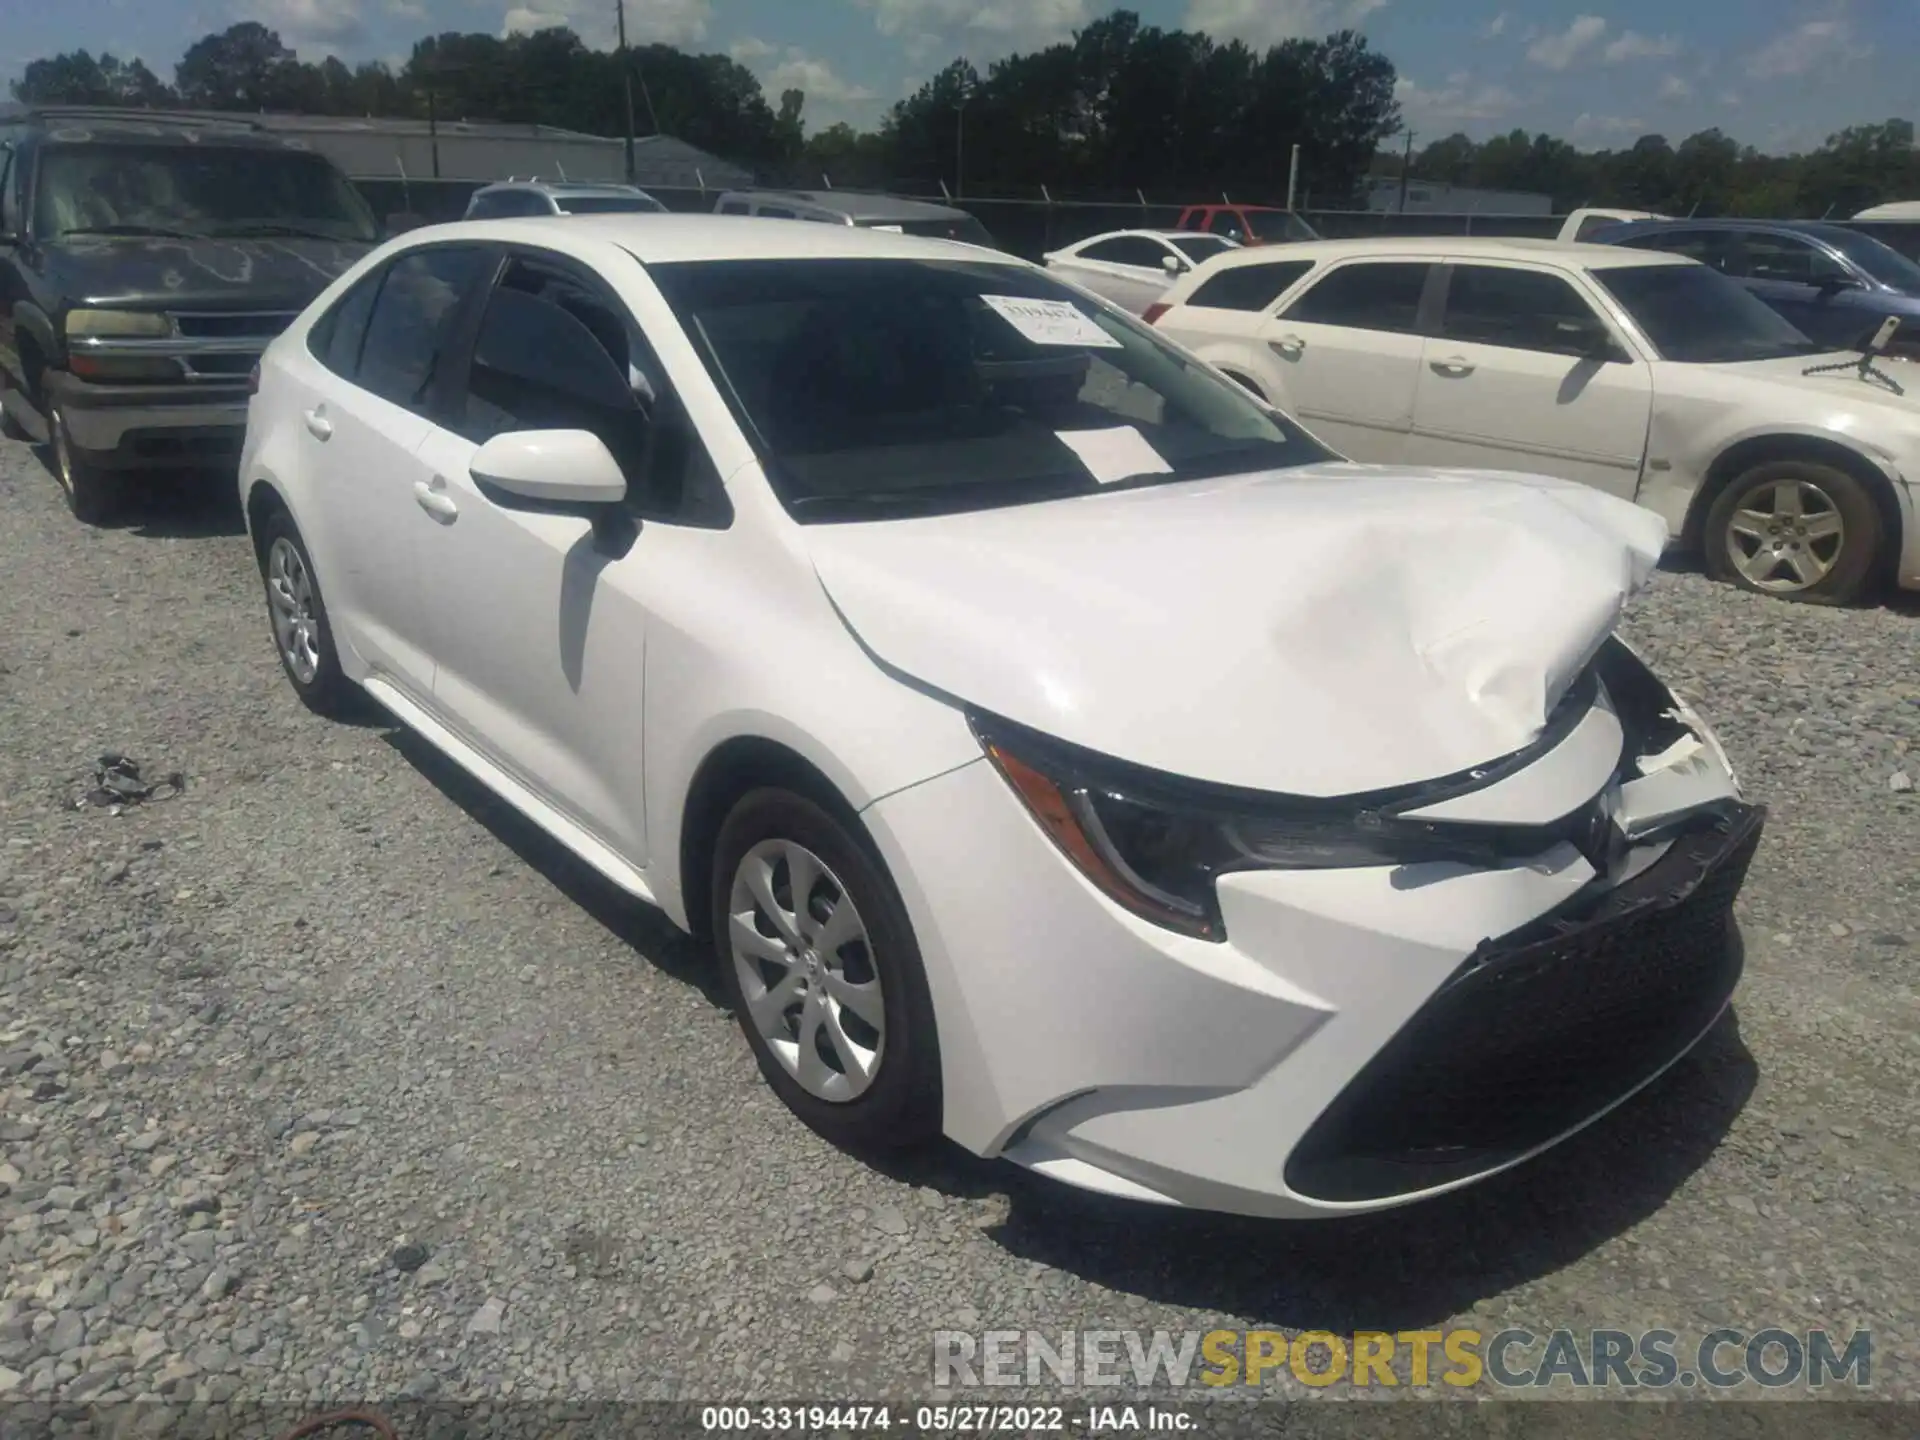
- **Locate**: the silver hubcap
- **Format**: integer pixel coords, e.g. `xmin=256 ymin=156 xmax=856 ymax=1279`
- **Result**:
xmin=265 ymin=537 xmax=322 ymax=685
xmin=1725 ymin=479 xmax=1845 ymax=592
xmin=728 ymin=839 xmax=884 ymax=1103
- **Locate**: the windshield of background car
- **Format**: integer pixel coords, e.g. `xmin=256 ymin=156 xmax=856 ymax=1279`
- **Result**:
xmin=559 ymin=194 xmax=669 ymax=214
xmin=1595 ymin=263 xmax=1823 ymax=362
xmin=1168 ymin=234 xmax=1235 ymax=262
xmin=1820 ymin=228 xmax=1920 ymax=292
xmin=1246 ymin=211 xmax=1319 ymax=243
xmin=35 ymin=144 xmax=378 ymax=243
xmin=649 ymin=256 xmax=1332 ymax=522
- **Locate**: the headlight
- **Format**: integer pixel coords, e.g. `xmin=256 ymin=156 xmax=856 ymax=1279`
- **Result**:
xmin=973 ymin=716 xmax=1520 ymax=942
xmin=67 ymin=308 xmax=172 ymax=339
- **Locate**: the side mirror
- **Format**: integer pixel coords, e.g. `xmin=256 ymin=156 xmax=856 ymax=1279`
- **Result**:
xmin=470 ymin=429 xmax=628 ymax=509
xmin=1161 ymin=253 xmax=1183 ymax=274
xmin=1815 ymin=273 xmax=1865 ymax=294
xmin=1555 ymin=317 xmax=1626 ymax=362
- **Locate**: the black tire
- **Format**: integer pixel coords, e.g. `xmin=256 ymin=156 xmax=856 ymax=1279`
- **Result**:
xmin=710 ymin=787 xmax=942 ymax=1151
xmin=46 ymin=399 xmax=121 ymax=526
xmin=256 ymin=507 xmax=357 ymax=717
xmin=1703 ymin=458 xmax=1883 ymax=606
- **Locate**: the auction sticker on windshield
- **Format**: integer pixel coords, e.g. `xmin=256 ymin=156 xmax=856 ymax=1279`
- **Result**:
xmin=982 ymin=295 xmax=1124 ymax=349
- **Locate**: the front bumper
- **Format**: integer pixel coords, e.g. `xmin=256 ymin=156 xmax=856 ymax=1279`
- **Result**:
xmin=45 ymin=371 xmax=249 ymax=469
xmin=863 ymin=674 xmax=1759 ymax=1219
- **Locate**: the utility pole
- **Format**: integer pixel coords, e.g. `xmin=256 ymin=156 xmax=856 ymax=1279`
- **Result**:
xmin=1286 ymin=143 xmax=1301 ymax=211
xmin=954 ymin=95 xmax=967 ymax=199
xmin=427 ymin=87 xmax=440 ymax=178
xmin=617 ymin=0 xmax=636 ymax=183
xmin=1397 ymin=128 xmax=1415 ymax=213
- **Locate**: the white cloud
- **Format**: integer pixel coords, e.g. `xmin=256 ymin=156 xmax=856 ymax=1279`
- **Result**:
xmin=1745 ymin=18 xmax=1866 ymax=79
xmin=1484 ymin=11 xmax=1508 ymax=38
xmin=1658 ymin=73 xmax=1692 ymax=99
xmin=764 ymin=48 xmax=879 ymax=104
xmin=1526 ymin=14 xmax=1606 ymax=71
xmin=855 ymin=0 xmax=1090 ymax=59
xmin=728 ymin=37 xmax=776 ymax=63
xmin=1394 ymin=73 xmax=1520 ymax=125
xmin=387 ymin=0 xmax=426 ymax=18
xmin=1183 ymin=0 xmax=1388 ymax=48
xmin=1603 ymin=30 xmax=1679 ymax=63
xmin=248 ymin=0 xmax=366 ymax=50
xmin=503 ymin=0 xmax=710 ymax=50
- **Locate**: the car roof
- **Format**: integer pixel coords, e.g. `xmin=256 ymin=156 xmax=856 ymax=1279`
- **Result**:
xmin=1604 ymin=217 xmax=1863 ymax=242
xmin=23 ymin=109 xmax=310 ymax=153
xmin=476 ymin=181 xmax=655 ymax=197
xmin=1190 ymin=234 xmax=1697 ymax=272
xmin=715 ymin=189 xmax=970 ymax=222
xmin=1058 ymin=229 xmax=1220 ymax=248
xmin=391 ymin=213 xmax=1021 ymax=266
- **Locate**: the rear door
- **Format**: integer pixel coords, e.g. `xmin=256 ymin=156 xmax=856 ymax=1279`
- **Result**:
xmin=1410 ymin=261 xmax=1651 ymax=499
xmin=1259 ymin=259 xmax=1437 ymax=461
xmin=294 ymin=243 xmax=495 ymax=698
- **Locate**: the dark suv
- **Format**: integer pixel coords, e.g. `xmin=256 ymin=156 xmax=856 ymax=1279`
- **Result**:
xmin=0 ymin=107 xmax=379 ymax=522
xmin=1588 ymin=218 xmax=1920 ymax=360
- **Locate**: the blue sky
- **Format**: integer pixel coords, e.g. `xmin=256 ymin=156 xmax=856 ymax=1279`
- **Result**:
xmin=5 ymin=0 xmax=1913 ymax=151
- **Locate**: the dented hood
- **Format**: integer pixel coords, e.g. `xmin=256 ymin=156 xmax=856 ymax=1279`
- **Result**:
xmin=807 ymin=464 xmax=1669 ymax=797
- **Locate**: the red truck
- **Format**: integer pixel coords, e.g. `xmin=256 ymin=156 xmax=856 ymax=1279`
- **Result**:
xmin=1174 ymin=204 xmax=1320 ymax=246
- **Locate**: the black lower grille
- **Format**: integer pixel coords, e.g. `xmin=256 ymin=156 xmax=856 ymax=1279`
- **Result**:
xmin=1285 ymin=803 xmax=1764 ymax=1203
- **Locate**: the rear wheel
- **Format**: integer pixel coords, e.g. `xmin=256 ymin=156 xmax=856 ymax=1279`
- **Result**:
xmin=1703 ymin=459 xmax=1882 ymax=606
xmin=257 ymin=508 xmax=356 ymax=717
xmin=711 ymin=787 xmax=942 ymax=1151
xmin=47 ymin=399 xmax=121 ymax=526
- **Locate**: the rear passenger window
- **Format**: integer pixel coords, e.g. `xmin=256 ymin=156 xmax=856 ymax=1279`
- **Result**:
xmin=356 ymin=246 xmax=492 ymax=412
xmin=307 ymin=270 xmax=381 ymax=378
xmin=758 ymin=206 xmax=796 ymax=219
xmin=1081 ymin=236 xmax=1170 ymax=268
xmin=718 ymin=200 xmax=750 ymax=215
xmin=1187 ymin=261 xmax=1313 ymax=313
xmin=1284 ymin=262 xmax=1431 ymax=334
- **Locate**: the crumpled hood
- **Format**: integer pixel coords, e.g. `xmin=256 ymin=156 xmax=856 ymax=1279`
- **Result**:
xmin=808 ymin=464 xmax=1669 ymax=797
xmin=44 ymin=235 xmax=370 ymax=312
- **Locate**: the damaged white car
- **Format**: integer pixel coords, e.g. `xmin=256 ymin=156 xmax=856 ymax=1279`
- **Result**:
xmin=240 ymin=217 xmax=1764 ymax=1218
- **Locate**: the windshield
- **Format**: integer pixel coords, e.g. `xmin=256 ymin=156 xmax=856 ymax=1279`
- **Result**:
xmin=1168 ymin=234 xmax=1235 ymax=262
xmin=1822 ymin=228 xmax=1920 ymax=292
xmin=1247 ymin=210 xmax=1319 ymax=243
xmin=36 ymin=144 xmax=378 ymax=243
xmin=560 ymin=194 xmax=668 ymax=215
xmin=1595 ymin=263 xmax=1825 ymax=363
xmin=862 ymin=215 xmax=999 ymax=249
xmin=649 ymin=257 xmax=1332 ymax=523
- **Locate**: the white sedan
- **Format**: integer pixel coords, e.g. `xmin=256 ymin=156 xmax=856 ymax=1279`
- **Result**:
xmin=1043 ymin=229 xmax=1238 ymax=314
xmin=1148 ymin=236 xmax=1920 ymax=605
xmin=240 ymin=215 xmax=1760 ymax=1218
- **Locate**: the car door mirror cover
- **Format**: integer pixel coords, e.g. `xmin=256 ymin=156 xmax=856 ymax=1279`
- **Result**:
xmin=470 ymin=428 xmax=629 ymax=509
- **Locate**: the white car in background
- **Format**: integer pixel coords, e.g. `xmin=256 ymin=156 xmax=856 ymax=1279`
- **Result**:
xmin=1149 ymin=236 xmax=1920 ymax=605
xmin=239 ymin=215 xmax=1761 ymax=1219
xmin=1044 ymin=229 xmax=1239 ymax=314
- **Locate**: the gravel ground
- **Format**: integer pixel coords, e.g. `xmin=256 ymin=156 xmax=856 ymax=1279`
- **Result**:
xmin=0 ymin=437 xmax=1915 ymax=1421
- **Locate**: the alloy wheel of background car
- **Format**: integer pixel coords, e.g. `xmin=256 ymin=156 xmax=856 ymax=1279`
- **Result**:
xmin=711 ymin=788 xmax=941 ymax=1150
xmin=1704 ymin=459 xmax=1882 ymax=606
xmin=257 ymin=510 xmax=356 ymax=717
xmin=46 ymin=401 xmax=120 ymax=527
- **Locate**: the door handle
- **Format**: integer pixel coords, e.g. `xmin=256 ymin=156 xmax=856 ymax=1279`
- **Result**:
xmin=413 ymin=476 xmax=459 ymax=523
xmin=302 ymin=407 xmax=332 ymax=440
xmin=1430 ymin=356 xmax=1476 ymax=376
xmin=1270 ymin=335 xmax=1307 ymax=358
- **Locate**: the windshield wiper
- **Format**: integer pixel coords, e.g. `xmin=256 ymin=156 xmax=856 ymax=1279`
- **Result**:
xmin=58 ymin=224 xmax=201 ymax=240
xmin=211 ymin=223 xmax=348 ymax=241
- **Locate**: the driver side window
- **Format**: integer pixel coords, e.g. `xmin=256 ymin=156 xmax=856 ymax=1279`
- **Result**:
xmin=453 ymin=255 xmax=728 ymax=526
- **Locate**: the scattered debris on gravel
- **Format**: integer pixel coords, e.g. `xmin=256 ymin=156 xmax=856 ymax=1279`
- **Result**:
xmin=0 ymin=441 xmax=1915 ymax=1412
xmin=74 ymin=753 xmax=186 ymax=812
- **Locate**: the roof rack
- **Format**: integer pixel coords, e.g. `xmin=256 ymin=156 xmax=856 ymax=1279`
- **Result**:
xmin=25 ymin=105 xmax=267 ymax=132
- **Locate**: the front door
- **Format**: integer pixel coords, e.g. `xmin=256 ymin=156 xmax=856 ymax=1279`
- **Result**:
xmin=1409 ymin=262 xmax=1652 ymax=499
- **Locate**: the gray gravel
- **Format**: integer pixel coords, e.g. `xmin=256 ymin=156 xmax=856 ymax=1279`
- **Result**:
xmin=0 ymin=439 xmax=1915 ymax=1413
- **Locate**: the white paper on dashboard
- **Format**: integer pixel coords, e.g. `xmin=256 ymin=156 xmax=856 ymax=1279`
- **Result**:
xmin=1055 ymin=426 xmax=1175 ymax=485
xmin=980 ymin=294 xmax=1124 ymax=349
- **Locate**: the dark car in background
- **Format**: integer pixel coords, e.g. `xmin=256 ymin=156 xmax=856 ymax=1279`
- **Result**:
xmin=1588 ymin=217 xmax=1920 ymax=359
xmin=0 ymin=107 xmax=378 ymax=522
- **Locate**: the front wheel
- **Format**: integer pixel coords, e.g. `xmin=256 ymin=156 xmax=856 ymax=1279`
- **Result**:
xmin=47 ymin=399 xmax=121 ymax=526
xmin=711 ymin=788 xmax=942 ymax=1151
xmin=257 ymin=509 xmax=356 ymax=717
xmin=1703 ymin=459 xmax=1883 ymax=606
